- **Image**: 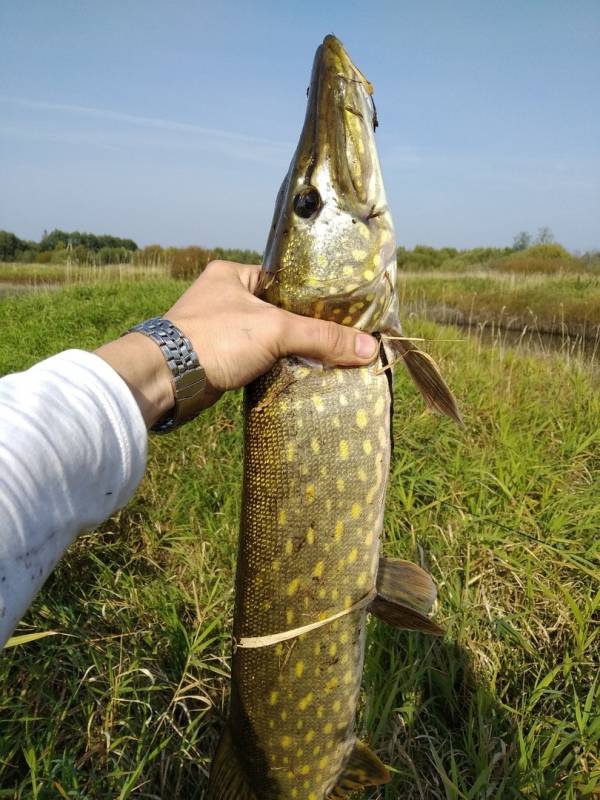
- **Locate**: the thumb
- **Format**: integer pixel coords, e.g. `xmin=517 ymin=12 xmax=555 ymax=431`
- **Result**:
xmin=279 ymin=311 xmax=379 ymax=366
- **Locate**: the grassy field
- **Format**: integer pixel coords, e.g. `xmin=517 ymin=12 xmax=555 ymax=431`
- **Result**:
xmin=399 ymin=272 xmax=600 ymax=339
xmin=0 ymin=281 xmax=598 ymax=799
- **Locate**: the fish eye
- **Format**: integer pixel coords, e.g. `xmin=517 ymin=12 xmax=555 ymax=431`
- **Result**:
xmin=293 ymin=187 xmax=321 ymax=219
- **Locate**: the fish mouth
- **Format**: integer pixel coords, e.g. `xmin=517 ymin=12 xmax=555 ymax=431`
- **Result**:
xmin=299 ymin=35 xmax=378 ymax=207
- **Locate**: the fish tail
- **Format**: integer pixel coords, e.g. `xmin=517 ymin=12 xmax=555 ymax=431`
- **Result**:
xmin=206 ymin=726 xmax=257 ymax=800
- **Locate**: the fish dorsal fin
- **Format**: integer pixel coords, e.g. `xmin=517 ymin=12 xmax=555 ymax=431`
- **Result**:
xmin=327 ymin=740 xmax=391 ymax=798
xmin=369 ymin=557 xmax=444 ymax=636
xmin=206 ymin=727 xmax=257 ymax=800
xmin=394 ymin=338 xmax=463 ymax=426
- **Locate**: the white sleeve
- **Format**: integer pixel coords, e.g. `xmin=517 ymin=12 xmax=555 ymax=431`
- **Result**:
xmin=0 ymin=349 xmax=148 ymax=646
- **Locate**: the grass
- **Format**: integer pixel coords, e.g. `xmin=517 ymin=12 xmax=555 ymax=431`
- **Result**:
xmin=0 ymin=281 xmax=598 ymax=799
xmin=399 ymin=272 xmax=600 ymax=339
xmin=0 ymin=262 xmax=168 ymax=287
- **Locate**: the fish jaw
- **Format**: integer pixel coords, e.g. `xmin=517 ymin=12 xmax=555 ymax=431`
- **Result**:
xmin=262 ymin=35 xmax=400 ymax=335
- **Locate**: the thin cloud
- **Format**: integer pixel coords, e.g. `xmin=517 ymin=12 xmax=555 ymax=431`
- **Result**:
xmin=0 ymin=95 xmax=292 ymax=164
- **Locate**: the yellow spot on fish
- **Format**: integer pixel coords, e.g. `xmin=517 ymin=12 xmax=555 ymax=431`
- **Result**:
xmin=340 ymin=632 xmax=349 ymax=644
xmin=331 ymin=588 xmax=339 ymax=601
xmin=275 ymin=643 xmax=284 ymax=656
xmin=351 ymin=503 xmax=362 ymax=519
xmin=300 ymin=765 xmax=310 ymax=775
xmin=312 ymin=395 xmax=324 ymax=412
xmin=314 ymin=643 xmax=321 ymax=656
xmin=312 ymin=561 xmax=324 ymax=578
xmin=286 ymin=442 xmax=296 ymax=461
xmin=281 ymin=735 xmax=292 ymax=748
xmin=363 ymin=439 xmax=373 ymax=455
xmin=358 ymin=468 xmax=367 ymax=482
xmin=285 ymin=539 xmax=293 ymax=556
xmin=310 ymin=437 xmax=320 ymax=454
xmin=356 ymin=408 xmax=368 ymax=428
xmin=344 ymin=594 xmax=353 ymax=609
xmin=272 ymin=560 xmax=281 ymax=572
xmin=269 ymin=719 xmax=275 ymax=729
xmin=343 ymin=670 xmax=353 ymax=684
xmin=278 ymin=509 xmax=287 ymax=526
xmin=366 ymin=292 xmax=374 ymax=301
xmin=319 ymin=755 xmax=329 ymax=769
xmin=335 ymin=520 xmax=344 ymax=541
xmin=349 ymin=301 xmax=365 ymax=313
xmin=269 ymin=690 xmax=279 ymax=705
xmin=339 ymin=440 xmax=349 ymax=460
xmin=317 ymin=704 xmax=325 ymax=717
xmin=329 ymin=642 xmax=337 ymax=657
xmin=348 ymin=548 xmax=358 ymax=564
xmin=332 ymin=699 xmax=341 ymax=712
xmin=295 ymin=747 xmax=304 ymax=757
xmin=295 ymin=661 xmax=305 ymax=678
xmin=352 ymin=249 xmax=367 ymax=261
xmin=286 ymin=609 xmax=294 ymax=625
xmin=306 ymin=527 xmax=315 ymax=545
xmin=336 ymin=478 xmax=345 ymax=492
xmin=357 ymin=571 xmax=368 ymax=588
xmin=318 ymin=588 xmax=326 ymax=599
xmin=287 ymin=578 xmax=299 ymax=596
xmin=343 ymin=265 xmax=354 ymax=276
xmin=281 ymin=709 xmax=288 ymax=721
xmin=363 ymin=268 xmax=375 ymax=280
xmin=312 ymin=745 xmax=320 ymax=756
xmin=298 ymin=691 xmax=313 ymax=710
xmin=332 ymin=416 xmax=341 ymax=428
xmin=341 ymin=315 xmax=352 ymax=325
xmin=339 ymin=393 xmax=348 ymax=406
xmin=305 ymin=730 xmax=315 ymax=743
xmin=305 ymin=483 xmax=315 ymax=504
xmin=323 ymin=722 xmax=333 ymax=734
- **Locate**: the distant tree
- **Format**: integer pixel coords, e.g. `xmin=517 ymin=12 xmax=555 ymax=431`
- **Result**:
xmin=512 ymin=231 xmax=532 ymax=251
xmin=535 ymin=226 xmax=554 ymax=245
xmin=0 ymin=230 xmax=21 ymax=260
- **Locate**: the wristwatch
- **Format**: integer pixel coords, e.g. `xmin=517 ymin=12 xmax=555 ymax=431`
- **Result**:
xmin=126 ymin=317 xmax=208 ymax=433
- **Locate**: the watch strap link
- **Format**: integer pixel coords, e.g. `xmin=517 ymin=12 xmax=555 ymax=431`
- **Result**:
xmin=127 ymin=317 xmax=208 ymax=433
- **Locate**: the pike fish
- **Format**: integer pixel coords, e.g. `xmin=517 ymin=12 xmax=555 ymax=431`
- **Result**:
xmin=208 ymin=34 xmax=460 ymax=800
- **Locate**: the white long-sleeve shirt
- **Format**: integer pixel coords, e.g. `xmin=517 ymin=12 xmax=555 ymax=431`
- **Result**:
xmin=0 ymin=350 xmax=147 ymax=646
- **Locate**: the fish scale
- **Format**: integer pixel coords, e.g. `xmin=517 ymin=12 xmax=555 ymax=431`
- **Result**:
xmin=208 ymin=33 xmax=459 ymax=800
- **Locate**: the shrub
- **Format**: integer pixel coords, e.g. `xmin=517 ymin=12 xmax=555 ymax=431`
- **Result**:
xmin=169 ymin=247 xmax=212 ymax=280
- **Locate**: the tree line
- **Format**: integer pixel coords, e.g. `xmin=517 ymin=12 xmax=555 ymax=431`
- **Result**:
xmin=1 ymin=226 xmax=597 ymax=278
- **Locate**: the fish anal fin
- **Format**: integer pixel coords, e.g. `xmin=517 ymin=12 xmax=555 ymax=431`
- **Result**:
xmin=206 ymin=727 xmax=257 ymax=800
xmin=370 ymin=557 xmax=444 ymax=636
xmin=327 ymin=740 xmax=391 ymax=798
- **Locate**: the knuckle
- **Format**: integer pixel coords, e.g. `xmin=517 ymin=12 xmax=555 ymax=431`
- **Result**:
xmin=322 ymin=321 xmax=346 ymax=356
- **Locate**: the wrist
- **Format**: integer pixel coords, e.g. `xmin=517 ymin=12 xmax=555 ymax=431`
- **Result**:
xmin=96 ymin=334 xmax=175 ymax=428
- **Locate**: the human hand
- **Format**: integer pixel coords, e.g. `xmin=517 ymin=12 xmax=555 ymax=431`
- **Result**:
xmin=97 ymin=260 xmax=378 ymax=428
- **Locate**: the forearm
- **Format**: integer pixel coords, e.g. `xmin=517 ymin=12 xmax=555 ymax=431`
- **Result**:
xmin=0 ymin=350 xmax=147 ymax=646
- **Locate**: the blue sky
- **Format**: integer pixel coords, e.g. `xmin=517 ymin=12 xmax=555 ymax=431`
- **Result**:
xmin=1 ymin=1 xmax=598 ymax=251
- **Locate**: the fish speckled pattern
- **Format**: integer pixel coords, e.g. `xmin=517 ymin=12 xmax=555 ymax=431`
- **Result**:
xmin=230 ymin=359 xmax=391 ymax=798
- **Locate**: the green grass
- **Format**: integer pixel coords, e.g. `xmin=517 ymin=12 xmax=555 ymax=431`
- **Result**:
xmin=1 ymin=282 xmax=598 ymax=799
xmin=0 ymin=262 xmax=168 ymax=287
xmin=399 ymin=272 xmax=600 ymax=338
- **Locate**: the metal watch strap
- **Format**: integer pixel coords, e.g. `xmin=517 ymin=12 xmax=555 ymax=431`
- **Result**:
xmin=126 ymin=316 xmax=208 ymax=433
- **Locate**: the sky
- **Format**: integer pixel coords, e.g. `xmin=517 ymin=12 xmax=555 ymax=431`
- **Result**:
xmin=0 ymin=0 xmax=599 ymax=252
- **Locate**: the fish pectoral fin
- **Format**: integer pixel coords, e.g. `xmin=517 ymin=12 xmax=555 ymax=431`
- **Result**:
xmin=369 ymin=557 xmax=445 ymax=636
xmin=206 ymin=727 xmax=257 ymax=800
xmin=389 ymin=335 xmax=463 ymax=427
xmin=327 ymin=740 xmax=391 ymax=798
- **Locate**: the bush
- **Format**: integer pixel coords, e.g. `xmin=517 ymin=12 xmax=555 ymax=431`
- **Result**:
xmin=169 ymin=247 xmax=212 ymax=280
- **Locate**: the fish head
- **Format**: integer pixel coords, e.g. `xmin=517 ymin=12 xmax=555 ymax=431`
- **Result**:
xmin=262 ymin=34 xmax=400 ymax=333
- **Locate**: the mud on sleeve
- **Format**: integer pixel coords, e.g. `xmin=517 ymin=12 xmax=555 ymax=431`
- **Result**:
xmin=0 ymin=349 xmax=148 ymax=646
